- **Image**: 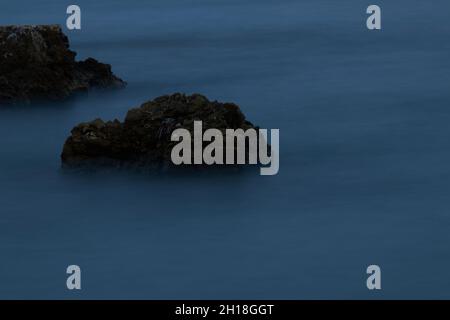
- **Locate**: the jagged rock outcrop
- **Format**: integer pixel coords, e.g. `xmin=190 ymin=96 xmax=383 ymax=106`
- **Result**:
xmin=61 ymin=93 xmax=259 ymax=167
xmin=0 ymin=25 xmax=125 ymax=104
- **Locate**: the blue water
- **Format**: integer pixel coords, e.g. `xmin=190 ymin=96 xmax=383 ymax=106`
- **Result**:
xmin=1 ymin=0 xmax=450 ymax=299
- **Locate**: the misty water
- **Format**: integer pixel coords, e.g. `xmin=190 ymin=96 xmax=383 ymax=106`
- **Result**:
xmin=1 ymin=0 xmax=450 ymax=298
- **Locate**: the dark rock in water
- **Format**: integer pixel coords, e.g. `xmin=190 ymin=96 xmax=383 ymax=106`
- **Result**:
xmin=61 ymin=93 xmax=260 ymax=168
xmin=0 ymin=25 xmax=125 ymax=104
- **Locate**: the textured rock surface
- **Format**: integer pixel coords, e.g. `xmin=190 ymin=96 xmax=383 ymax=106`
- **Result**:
xmin=61 ymin=93 xmax=259 ymax=167
xmin=0 ymin=25 xmax=125 ymax=104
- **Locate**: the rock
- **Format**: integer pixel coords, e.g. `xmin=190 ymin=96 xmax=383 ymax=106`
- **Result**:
xmin=0 ymin=25 xmax=125 ymax=104
xmin=61 ymin=93 xmax=259 ymax=167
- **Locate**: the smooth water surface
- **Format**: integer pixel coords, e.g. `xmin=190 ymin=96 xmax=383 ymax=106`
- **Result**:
xmin=0 ymin=0 xmax=450 ymax=298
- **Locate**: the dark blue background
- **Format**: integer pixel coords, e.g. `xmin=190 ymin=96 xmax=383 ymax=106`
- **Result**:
xmin=0 ymin=0 xmax=449 ymax=298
